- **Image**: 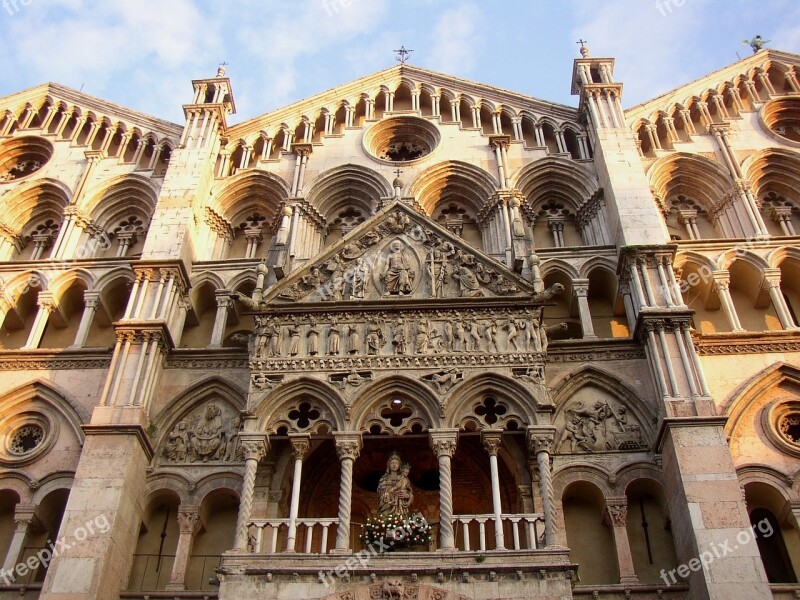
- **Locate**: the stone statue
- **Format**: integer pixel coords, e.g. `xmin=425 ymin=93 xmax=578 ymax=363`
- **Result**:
xmin=189 ymin=403 xmax=225 ymax=462
xmin=163 ymin=420 xmax=189 ymax=462
xmin=327 ymin=318 xmax=341 ymax=355
xmin=287 ymin=318 xmax=301 ymax=356
xmin=414 ymin=320 xmax=431 ymax=354
xmin=532 ymin=282 xmax=565 ymax=303
xmin=264 ymin=317 xmax=281 ymax=357
xmin=453 ymin=264 xmax=482 ymax=297
xmin=366 ymin=320 xmax=385 ymax=355
xmin=506 ymin=319 xmax=522 ymax=351
xmin=376 ymin=452 xmax=414 ymax=516
xmin=345 ymin=323 xmax=361 ymax=354
xmin=350 ymin=258 xmax=369 ymax=299
xmin=307 ymin=317 xmax=320 ymax=355
xmin=484 ymin=318 xmax=499 ymax=353
xmin=382 ymin=241 xmax=415 ymax=295
xmin=392 ymin=320 xmax=407 ymax=355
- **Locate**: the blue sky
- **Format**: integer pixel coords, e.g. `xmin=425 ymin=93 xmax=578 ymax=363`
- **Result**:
xmin=1 ymin=0 xmax=798 ymax=124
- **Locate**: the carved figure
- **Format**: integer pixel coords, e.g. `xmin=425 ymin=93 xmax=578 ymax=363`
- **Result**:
xmin=350 ymin=258 xmax=369 ymax=299
xmin=377 ymin=452 xmax=413 ymax=516
xmin=533 ymin=282 xmax=565 ymax=303
xmin=453 ymin=264 xmax=482 ymax=297
xmin=392 ymin=320 xmax=407 ymax=355
xmin=484 ymin=318 xmax=499 ymax=352
xmin=190 ymin=404 xmax=225 ymax=462
xmin=466 ymin=318 xmax=482 ymax=352
xmin=443 ymin=321 xmax=454 ymax=352
xmin=163 ymin=420 xmax=189 ymax=462
xmin=307 ymin=318 xmax=320 ymax=355
xmin=414 ymin=320 xmax=431 ymax=355
xmin=366 ymin=321 xmax=385 ymax=355
xmin=506 ymin=319 xmax=521 ymax=351
xmin=453 ymin=321 xmax=465 ymax=352
xmin=422 ymin=368 xmax=463 ymax=394
xmin=264 ymin=317 xmax=281 ymax=357
xmin=224 ymin=417 xmax=241 ymax=461
xmin=540 ymin=322 xmax=568 ymax=353
xmin=287 ymin=319 xmax=301 ymax=356
xmin=426 ymin=247 xmax=449 ymax=298
xmin=383 ymin=241 xmax=415 ymax=295
xmin=385 ymin=211 xmax=411 ymax=233
xmin=328 ymin=318 xmax=341 ymax=355
xmin=345 ymin=323 xmax=361 ymax=354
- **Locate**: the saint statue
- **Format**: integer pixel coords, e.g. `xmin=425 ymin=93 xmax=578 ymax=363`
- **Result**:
xmin=382 ymin=241 xmax=415 ymax=295
xmin=376 ymin=451 xmax=414 ymax=516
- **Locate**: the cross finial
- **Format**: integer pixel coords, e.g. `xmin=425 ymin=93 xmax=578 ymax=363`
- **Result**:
xmin=577 ymin=39 xmax=590 ymax=57
xmin=394 ymin=168 xmax=403 ymax=179
xmin=395 ymin=46 xmax=413 ymax=65
xmin=217 ymin=62 xmax=229 ymax=77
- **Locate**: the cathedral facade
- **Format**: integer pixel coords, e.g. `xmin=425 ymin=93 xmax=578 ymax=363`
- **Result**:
xmin=0 ymin=45 xmax=797 ymax=600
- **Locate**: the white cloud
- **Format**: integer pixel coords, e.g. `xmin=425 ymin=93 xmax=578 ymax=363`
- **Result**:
xmin=428 ymin=4 xmax=485 ymax=75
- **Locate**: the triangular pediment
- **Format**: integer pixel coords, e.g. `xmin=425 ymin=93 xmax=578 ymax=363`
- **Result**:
xmin=265 ymin=201 xmax=535 ymax=304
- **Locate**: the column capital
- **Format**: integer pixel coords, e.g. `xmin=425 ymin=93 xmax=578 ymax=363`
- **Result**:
xmin=83 ymin=290 xmax=101 ymax=308
xmin=572 ymin=278 xmax=590 ymax=297
xmin=605 ymin=499 xmax=628 ymax=527
xmin=711 ymin=270 xmax=731 ymax=290
xmin=215 ymin=288 xmax=234 ymax=307
xmin=481 ymin=428 xmax=503 ymax=456
xmin=334 ymin=432 xmax=362 ymax=461
xmin=289 ymin=433 xmax=311 ymax=461
xmin=238 ymin=433 xmax=268 ymax=462
xmin=762 ymin=268 xmax=783 ymax=289
xmin=430 ymin=428 xmax=459 ymax=458
xmin=176 ymin=505 xmax=203 ymax=535
xmin=13 ymin=503 xmax=38 ymax=527
xmin=526 ymin=426 xmax=557 ymax=457
xmin=36 ymin=292 xmax=56 ymax=312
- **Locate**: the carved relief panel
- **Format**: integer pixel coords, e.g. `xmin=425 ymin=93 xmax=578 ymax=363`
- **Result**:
xmin=158 ymin=401 xmax=243 ymax=465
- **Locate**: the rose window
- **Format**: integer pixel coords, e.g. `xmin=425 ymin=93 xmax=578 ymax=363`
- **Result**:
xmin=9 ymin=424 xmax=44 ymax=455
xmin=779 ymin=412 xmax=800 ymax=445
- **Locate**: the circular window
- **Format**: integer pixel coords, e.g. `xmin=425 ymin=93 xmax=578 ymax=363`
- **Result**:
xmin=764 ymin=401 xmax=800 ymax=458
xmin=9 ymin=424 xmax=44 ymax=455
xmin=363 ymin=116 xmax=440 ymax=165
xmin=761 ymin=98 xmax=800 ymax=146
xmin=0 ymin=136 xmax=53 ymax=183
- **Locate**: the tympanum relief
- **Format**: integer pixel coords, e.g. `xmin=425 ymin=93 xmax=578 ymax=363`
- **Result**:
xmin=555 ymin=400 xmax=646 ymax=453
xmin=161 ymin=401 xmax=243 ymax=464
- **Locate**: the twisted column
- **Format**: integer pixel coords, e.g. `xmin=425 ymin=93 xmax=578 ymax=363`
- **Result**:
xmin=334 ymin=432 xmax=362 ymax=553
xmin=527 ymin=427 xmax=557 ymax=547
xmin=233 ymin=434 xmax=268 ymax=552
xmin=430 ymin=429 xmax=459 ymax=551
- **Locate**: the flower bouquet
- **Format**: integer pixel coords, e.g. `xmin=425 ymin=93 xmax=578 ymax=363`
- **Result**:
xmin=359 ymin=512 xmax=432 ymax=551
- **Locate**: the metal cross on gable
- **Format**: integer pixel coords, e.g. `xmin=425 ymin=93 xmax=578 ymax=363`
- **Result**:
xmin=394 ymin=168 xmax=403 ymax=179
xmin=394 ymin=46 xmax=413 ymax=65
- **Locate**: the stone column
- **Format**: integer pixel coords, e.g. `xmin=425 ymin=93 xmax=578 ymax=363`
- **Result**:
xmin=333 ymin=433 xmax=362 ymax=553
xmin=286 ymin=434 xmax=310 ymax=552
xmin=430 ymin=429 xmax=458 ymax=551
xmin=763 ymin=269 xmax=797 ymax=330
xmin=605 ymin=498 xmax=639 ymax=584
xmin=481 ymin=429 xmax=505 ymax=550
xmin=71 ymin=291 xmax=100 ymax=348
xmin=23 ymin=293 xmax=56 ymax=349
xmin=2 ymin=504 xmax=37 ymax=575
xmin=712 ymin=271 xmax=744 ymax=331
xmin=572 ymin=279 xmax=596 ymax=338
xmin=233 ymin=433 xmax=268 ymax=552
xmin=527 ymin=428 xmax=557 ymax=547
xmin=209 ymin=290 xmax=233 ymax=348
xmin=166 ymin=505 xmax=202 ymax=591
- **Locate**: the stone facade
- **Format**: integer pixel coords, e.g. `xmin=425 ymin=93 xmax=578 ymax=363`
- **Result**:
xmin=0 ymin=47 xmax=797 ymax=600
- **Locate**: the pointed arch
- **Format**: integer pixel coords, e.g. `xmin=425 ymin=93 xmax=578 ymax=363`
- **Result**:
xmin=0 ymin=380 xmax=89 ymax=442
xmin=306 ymin=164 xmax=391 ymax=221
xmin=445 ymin=373 xmax=539 ymax=430
xmin=210 ymin=169 xmax=290 ymax=228
xmin=512 ymin=156 xmax=599 ymax=214
xmin=648 ymin=152 xmax=734 ymax=214
xmin=408 ymin=160 xmax=498 ymax=216
xmin=255 ymin=377 xmax=346 ymax=434
xmin=351 ymin=375 xmax=441 ymax=433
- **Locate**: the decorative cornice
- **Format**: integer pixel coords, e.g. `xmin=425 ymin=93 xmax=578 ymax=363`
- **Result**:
xmin=0 ymin=349 xmax=112 ymax=370
xmin=81 ymin=424 xmax=155 ymax=461
xmin=693 ymin=330 xmax=800 ymax=355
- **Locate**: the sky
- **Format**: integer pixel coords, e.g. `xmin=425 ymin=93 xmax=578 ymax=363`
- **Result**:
xmin=0 ymin=0 xmax=798 ymax=125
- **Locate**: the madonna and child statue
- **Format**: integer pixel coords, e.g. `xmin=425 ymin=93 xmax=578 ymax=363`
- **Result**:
xmin=377 ymin=451 xmax=414 ymax=516
xmin=360 ymin=451 xmax=432 ymax=550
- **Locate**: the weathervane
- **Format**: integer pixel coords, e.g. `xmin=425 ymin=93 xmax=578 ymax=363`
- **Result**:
xmin=743 ymin=35 xmax=769 ymax=54
xmin=395 ymin=46 xmax=413 ymax=65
